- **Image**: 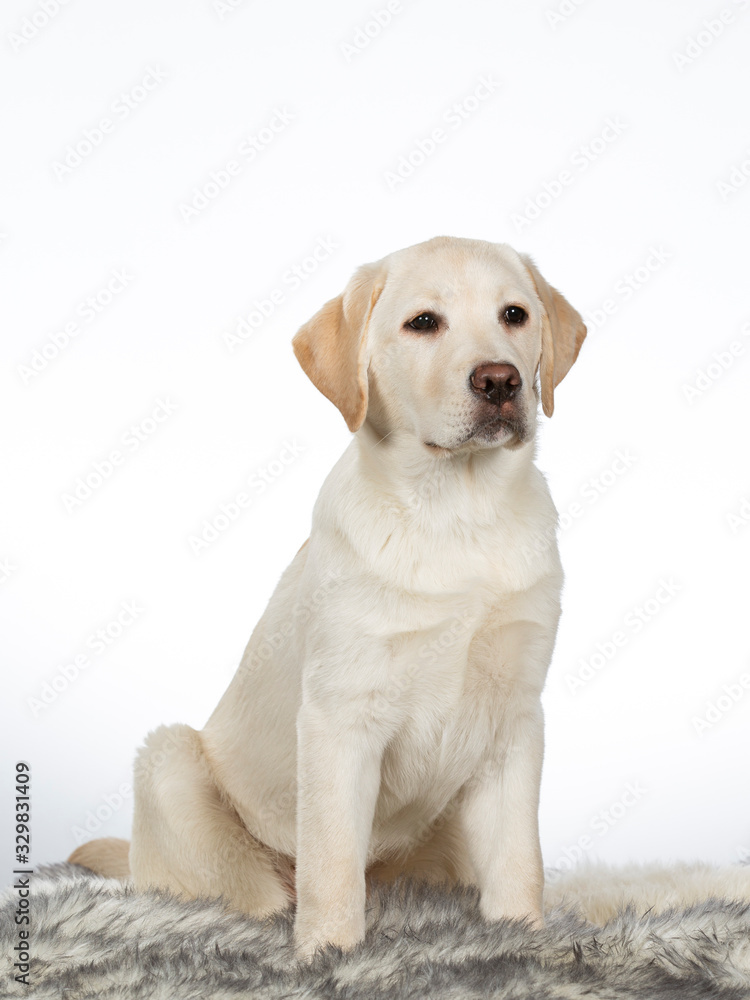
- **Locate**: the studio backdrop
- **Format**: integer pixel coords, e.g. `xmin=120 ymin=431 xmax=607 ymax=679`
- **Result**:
xmin=1 ymin=0 xmax=749 ymax=884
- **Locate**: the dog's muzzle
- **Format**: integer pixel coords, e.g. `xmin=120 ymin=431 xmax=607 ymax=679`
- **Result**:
xmin=466 ymin=362 xmax=527 ymax=446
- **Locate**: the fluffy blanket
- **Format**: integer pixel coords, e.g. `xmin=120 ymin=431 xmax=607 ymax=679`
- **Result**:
xmin=3 ymin=863 xmax=750 ymax=999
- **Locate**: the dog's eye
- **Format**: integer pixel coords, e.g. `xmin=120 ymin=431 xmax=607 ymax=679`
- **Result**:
xmin=503 ymin=306 xmax=527 ymax=326
xmin=407 ymin=312 xmax=438 ymax=332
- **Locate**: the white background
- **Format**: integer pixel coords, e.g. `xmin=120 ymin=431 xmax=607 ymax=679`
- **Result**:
xmin=1 ymin=0 xmax=749 ymax=887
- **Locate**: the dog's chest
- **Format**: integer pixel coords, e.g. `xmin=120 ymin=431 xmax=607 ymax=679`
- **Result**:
xmin=373 ymin=608 xmax=511 ymax=821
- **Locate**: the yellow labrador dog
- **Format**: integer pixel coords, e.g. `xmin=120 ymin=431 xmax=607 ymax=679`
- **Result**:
xmin=71 ymin=235 xmax=586 ymax=958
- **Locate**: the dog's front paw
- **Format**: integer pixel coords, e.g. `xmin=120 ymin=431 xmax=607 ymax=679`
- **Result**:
xmin=294 ymin=917 xmax=365 ymax=961
xmin=480 ymin=890 xmax=545 ymax=930
xmin=294 ymin=935 xmax=321 ymax=962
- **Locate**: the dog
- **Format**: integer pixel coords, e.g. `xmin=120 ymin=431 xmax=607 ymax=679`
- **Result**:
xmin=69 ymin=235 xmax=587 ymax=958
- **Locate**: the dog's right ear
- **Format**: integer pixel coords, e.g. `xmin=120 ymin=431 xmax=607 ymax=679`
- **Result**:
xmin=292 ymin=262 xmax=386 ymax=432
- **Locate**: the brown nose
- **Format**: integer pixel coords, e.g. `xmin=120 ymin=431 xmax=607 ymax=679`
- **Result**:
xmin=469 ymin=363 xmax=522 ymax=406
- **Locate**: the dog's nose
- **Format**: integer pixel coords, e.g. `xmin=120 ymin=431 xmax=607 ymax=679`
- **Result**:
xmin=469 ymin=363 xmax=522 ymax=405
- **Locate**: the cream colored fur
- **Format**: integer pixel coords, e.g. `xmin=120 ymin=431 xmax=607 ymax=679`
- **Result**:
xmin=544 ymin=861 xmax=750 ymax=924
xmin=69 ymin=840 xmax=750 ymax=929
xmin=70 ymin=236 xmax=633 ymax=958
xmin=68 ymin=837 xmax=132 ymax=881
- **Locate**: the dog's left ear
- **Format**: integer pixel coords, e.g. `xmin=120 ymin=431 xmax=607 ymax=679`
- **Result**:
xmin=520 ymin=255 xmax=587 ymax=418
xmin=292 ymin=262 xmax=386 ymax=432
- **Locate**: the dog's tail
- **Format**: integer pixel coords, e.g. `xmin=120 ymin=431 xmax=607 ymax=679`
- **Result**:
xmin=68 ymin=837 xmax=131 ymax=879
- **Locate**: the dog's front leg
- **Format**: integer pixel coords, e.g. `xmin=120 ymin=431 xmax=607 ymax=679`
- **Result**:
xmin=294 ymin=701 xmax=384 ymax=959
xmin=459 ymin=699 xmax=546 ymax=929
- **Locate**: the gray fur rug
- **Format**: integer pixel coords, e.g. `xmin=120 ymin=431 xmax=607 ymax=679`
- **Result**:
xmin=3 ymin=863 xmax=750 ymax=999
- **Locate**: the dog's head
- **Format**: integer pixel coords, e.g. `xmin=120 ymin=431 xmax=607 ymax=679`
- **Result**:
xmin=292 ymin=236 xmax=586 ymax=453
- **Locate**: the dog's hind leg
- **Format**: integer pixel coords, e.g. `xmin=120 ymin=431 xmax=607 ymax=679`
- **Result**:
xmin=130 ymin=723 xmax=290 ymax=918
